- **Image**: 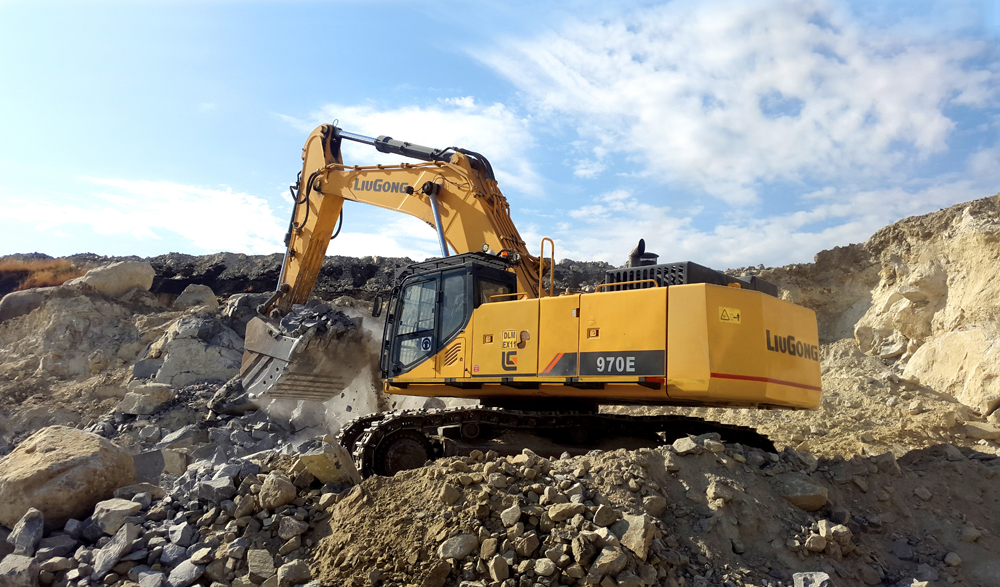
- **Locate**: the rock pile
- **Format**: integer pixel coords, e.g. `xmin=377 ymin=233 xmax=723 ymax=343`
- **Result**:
xmin=313 ymin=434 xmax=1000 ymax=587
xmin=0 ymin=424 xmax=360 ymax=587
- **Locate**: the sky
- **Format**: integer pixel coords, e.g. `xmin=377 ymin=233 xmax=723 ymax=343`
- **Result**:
xmin=0 ymin=0 xmax=998 ymax=269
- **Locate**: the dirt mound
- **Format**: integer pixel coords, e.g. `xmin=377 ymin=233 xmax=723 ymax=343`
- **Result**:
xmin=312 ymin=439 xmax=1000 ymax=587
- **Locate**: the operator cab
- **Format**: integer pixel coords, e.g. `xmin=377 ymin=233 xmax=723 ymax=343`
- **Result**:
xmin=379 ymin=253 xmax=516 ymax=378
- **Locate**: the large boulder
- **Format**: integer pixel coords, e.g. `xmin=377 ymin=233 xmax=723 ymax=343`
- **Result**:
xmin=172 ymin=284 xmax=219 ymax=311
xmin=0 ymin=555 xmax=39 ymax=587
xmin=117 ymin=384 xmax=175 ymax=416
xmin=902 ymin=327 xmax=1000 ymax=411
xmin=0 ymin=287 xmax=57 ymax=324
xmin=64 ymin=261 xmax=155 ymax=298
xmin=0 ymin=426 xmax=135 ymax=529
xmin=148 ymin=316 xmax=243 ymax=387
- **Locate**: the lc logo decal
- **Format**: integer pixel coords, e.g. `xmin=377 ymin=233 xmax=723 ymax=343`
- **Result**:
xmin=501 ymin=351 xmax=518 ymax=371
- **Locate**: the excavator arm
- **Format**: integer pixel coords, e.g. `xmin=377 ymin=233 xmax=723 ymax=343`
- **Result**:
xmin=271 ymin=124 xmax=543 ymax=315
xmin=239 ymin=123 xmax=547 ymax=404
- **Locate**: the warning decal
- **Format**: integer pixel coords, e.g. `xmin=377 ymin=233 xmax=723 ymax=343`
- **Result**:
xmin=719 ymin=307 xmax=741 ymax=324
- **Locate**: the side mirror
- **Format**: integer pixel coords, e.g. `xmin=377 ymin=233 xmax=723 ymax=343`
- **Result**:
xmin=371 ymin=295 xmax=383 ymax=318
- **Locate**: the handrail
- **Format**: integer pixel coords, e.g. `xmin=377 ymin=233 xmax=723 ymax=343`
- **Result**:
xmin=489 ymin=292 xmax=528 ymax=302
xmin=539 ymin=237 xmax=555 ymax=298
xmin=594 ymin=279 xmax=659 ymax=292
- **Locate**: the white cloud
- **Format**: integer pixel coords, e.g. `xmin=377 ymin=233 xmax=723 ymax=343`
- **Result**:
xmin=0 ymin=178 xmax=287 ymax=254
xmin=279 ymin=97 xmax=543 ymax=196
xmin=479 ymin=0 xmax=998 ymax=204
xmin=573 ymin=159 xmax=606 ymax=178
xmin=554 ymin=177 xmax=993 ymax=268
xmin=328 ymin=214 xmax=444 ymax=261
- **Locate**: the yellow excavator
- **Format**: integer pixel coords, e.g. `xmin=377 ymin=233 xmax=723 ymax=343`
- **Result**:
xmin=239 ymin=123 xmax=822 ymax=476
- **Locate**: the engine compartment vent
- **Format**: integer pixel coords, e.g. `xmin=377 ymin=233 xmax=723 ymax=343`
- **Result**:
xmin=603 ymin=261 xmax=778 ymax=297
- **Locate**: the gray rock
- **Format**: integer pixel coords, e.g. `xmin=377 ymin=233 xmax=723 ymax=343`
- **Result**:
xmin=7 ymin=508 xmax=43 ymax=556
xmin=195 ymin=478 xmax=236 ymax=504
xmin=223 ymin=538 xmax=249 ymax=560
xmin=672 ymin=437 xmax=700 ymax=455
xmin=166 ymin=560 xmax=205 ymax=587
xmin=35 ymin=534 xmax=79 ymax=561
xmin=212 ymin=464 xmax=242 ymax=481
xmin=0 ymin=555 xmax=39 ymax=587
xmin=64 ymin=519 xmax=85 ymax=539
xmin=93 ymin=499 xmax=142 ymax=535
xmin=772 ymin=473 xmax=828 ymax=511
xmin=128 ymin=565 xmax=152 ymax=582
xmin=247 ymin=549 xmax=275 ymax=583
xmin=239 ymin=461 xmax=260 ymax=479
xmin=892 ymin=539 xmax=914 ymax=561
xmin=534 ymin=558 xmax=556 ymax=576
xmin=488 ymin=556 xmax=509 ymax=582
xmin=93 ymin=523 xmax=140 ymax=580
xmin=500 ymin=504 xmax=521 ymax=527
xmin=277 ymin=517 xmax=308 ymax=541
xmin=173 ymin=284 xmax=219 ymax=311
xmin=157 ymin=426 xmax=209 ymax=450
xmin=916 ymin=564 xmax=939 ymax=582
xmin=39 ymin=557 xmax=74 ymax=573
xmin=792 ymin=572 xmax=831 ymax=587
xmin=132 ymin=359 xmax=164 ymax=381
xmin=438 ymin=534 xmax=479 ymax=560
xmin=159 ymin=544 xmax=188 ymax=567
xmin=139 ymin=572 xmax=166 ymax=587
xmin=276 ymin=560 xmax=311 ymax=586
xmin=642 ymin=496 xmax=667 ymax=517
xmin=547 ymin=503 xmax=585 ymax=522
xmin=81 ymin=520 xmax=105 ymax=543
xmin=132 ymin=493 xmax=153 ymax=511
xmin=590 ymin=546 xmax=628 ymax=576
xmin=168 ymin=523 xmax=196 ymax=547
xmin=609 ymin=514 xmax=654 ymax=561
xmin=616 ymin=571 xmax=644 ymax=587
xmin=593 ymin=505 xmax=617 ymax=527
xmin=122 ymin=549 xmax=149 ymax=562
xmin=258 ymin=475 xmax=297 ymax=511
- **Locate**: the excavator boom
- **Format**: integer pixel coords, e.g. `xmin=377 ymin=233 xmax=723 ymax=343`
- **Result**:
xmin=241 ymin=124 xmax=546 ymax=404
xmin=274 ymin=124 xmax=542 ymax=314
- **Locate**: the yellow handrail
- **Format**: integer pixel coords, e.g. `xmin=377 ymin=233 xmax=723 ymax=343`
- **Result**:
xmin=539 ymin=237 xmax=555 ymax=298
xmin=594 ymin=279 xmax=659 ymax=292
xmin=489 ymin=292 xmax=529 ymax=302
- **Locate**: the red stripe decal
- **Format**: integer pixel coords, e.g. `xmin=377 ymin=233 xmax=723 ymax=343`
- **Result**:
xmin=710 ymin=372 xmax=821 ymax=392
xmin=542 ymin=353 xmax=564 ymax=374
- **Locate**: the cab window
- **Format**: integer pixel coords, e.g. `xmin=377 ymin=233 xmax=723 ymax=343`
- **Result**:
xmin=440 ymin=272 xmax=467 ymax=341
xmin=477 ymin=279 xmax=512 ymax=307
xmin=397 ymin=280 xmax=436 ymax=335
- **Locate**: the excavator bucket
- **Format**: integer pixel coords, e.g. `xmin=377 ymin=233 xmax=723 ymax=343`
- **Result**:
xmin=239 ymin=305 xmax=370 ymax=403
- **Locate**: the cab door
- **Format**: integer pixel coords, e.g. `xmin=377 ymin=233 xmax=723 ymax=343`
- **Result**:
xmin=436 ymin=270 xmax=469 ymax=378
xmin=388 ymin=277 xmax=440 ymax=376
xmin=385 ymin=269 xmax=472 ymax=378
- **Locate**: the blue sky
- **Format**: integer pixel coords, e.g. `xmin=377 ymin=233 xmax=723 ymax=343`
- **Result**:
xmin=1 ymin=0 xmax=998 ymax=269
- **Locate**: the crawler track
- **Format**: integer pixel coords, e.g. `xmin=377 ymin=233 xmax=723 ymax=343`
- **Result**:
xmin=336 ymin=407 xmax=775 ymax=477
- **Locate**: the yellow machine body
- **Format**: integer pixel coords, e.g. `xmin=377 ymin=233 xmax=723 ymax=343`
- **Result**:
xmin=385 ymin=283 xmax=821 ymax=410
